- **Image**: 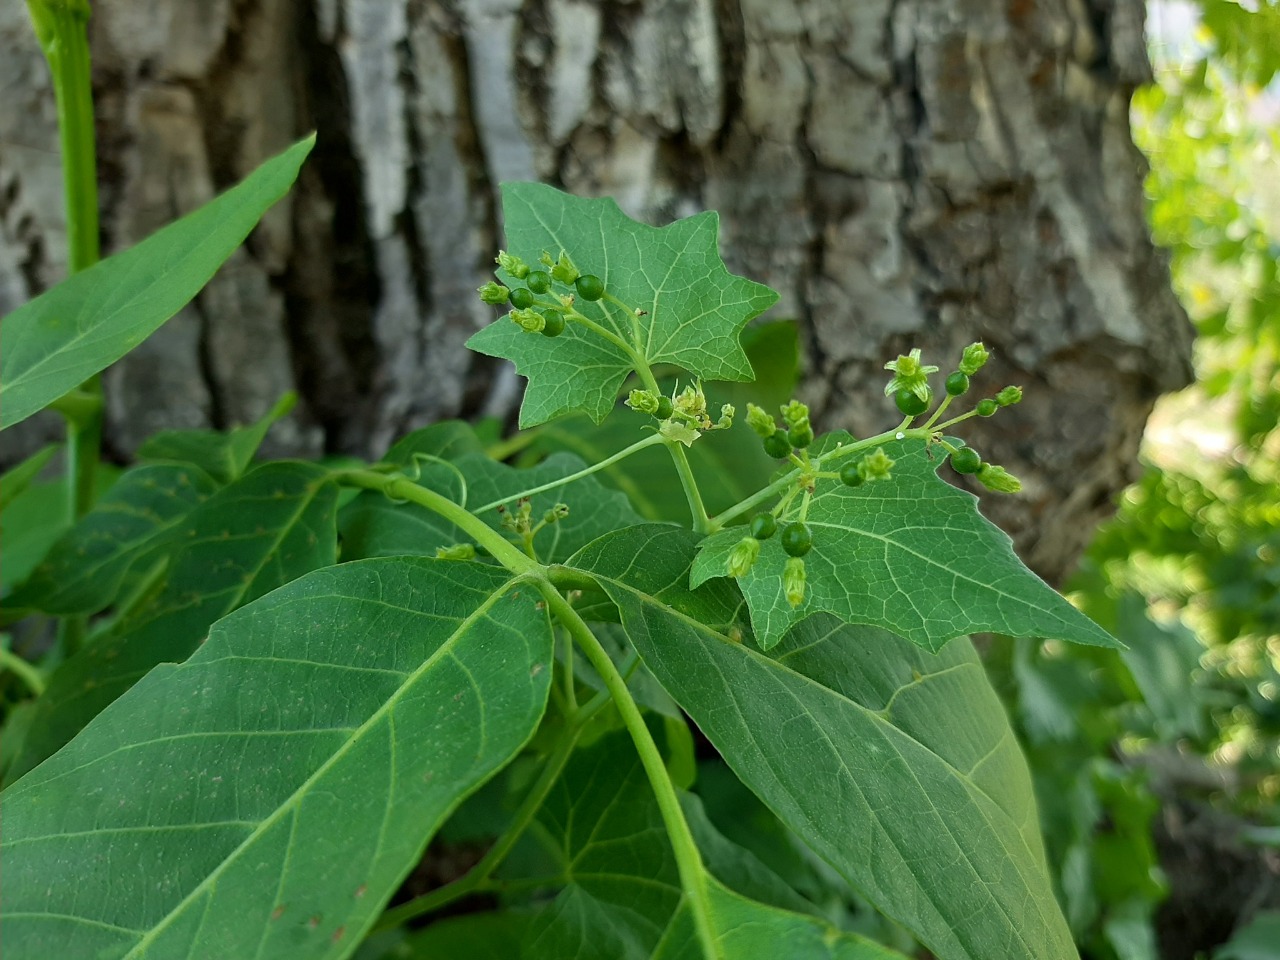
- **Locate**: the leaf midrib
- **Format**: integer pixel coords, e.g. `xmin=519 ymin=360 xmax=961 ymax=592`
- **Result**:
xmin=119 ymin=570 xmax=521 ymax=957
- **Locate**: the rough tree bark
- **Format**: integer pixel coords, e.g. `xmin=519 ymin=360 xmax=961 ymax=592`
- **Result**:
xmin=0 ymin=0 xmax=1192 ymax=585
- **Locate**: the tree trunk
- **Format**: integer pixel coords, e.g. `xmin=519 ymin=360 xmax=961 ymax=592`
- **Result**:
xmin=0 ymin=0 xmax=1192 ymax=583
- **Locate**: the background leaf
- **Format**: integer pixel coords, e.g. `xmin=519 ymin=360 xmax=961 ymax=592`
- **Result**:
xmin=3 ymin=463 xmax=218 ymax=617
xmin=0 ymin=557 xmax=553 ymax=960
xmin=569 ymin=524 xmax=1077 ymax=960
xmin=0 ymin=445 xmax=59 ymax=513
xmin=8 ymin=461 xmax=338 ymax=779
xmin=466 ymin=182 xmax=778 ymax=427
xmin=519 ymin=729 xmax=904 ymax=960
xmin=135 ymin=392 xmax=297 ymax=484
xmin=0 ymin=135 xmax=314 ymax=430
xmin=693 ymin=436 xmax=1118 ymax=651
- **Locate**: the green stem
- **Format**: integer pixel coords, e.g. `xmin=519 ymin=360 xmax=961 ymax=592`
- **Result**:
xmin=539 ymin=584 xmax=720 ymax=960
xmin=485 ymin=429 xmax=541 ymax=462
xmin=665 ymin=441 xmax=711 ymax=534
xmin=473 ymin=433 xmax=665 ymax=514
xmin=30 ymin=0 xmax=103 ymax=656
xmin=337 ymin=470 xmax=541 ymax=577
xmin=921 ymin=393 xmax=955 ymax=430
xmin=708 ymin=419 xmax=918 ymax=533
xmin=0 ymin=646 xmax=46 ymax=696
xmin=567 ymin=309 xmax=654 ymax=387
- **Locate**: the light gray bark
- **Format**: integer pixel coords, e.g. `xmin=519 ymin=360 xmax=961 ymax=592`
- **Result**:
xmin=0 ymin=0 xmax=1193 ymax=582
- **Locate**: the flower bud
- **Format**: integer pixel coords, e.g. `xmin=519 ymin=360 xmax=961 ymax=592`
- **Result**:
xmin=996 ymin=385 xmax=1023 ymax=407
xmin=477 ymin=281 xmax=510 ymax=305
xmin=783 ymin=557 xmax=806 ymax=608
xmin=674 ymin=383 xmax=708 ymax=421
xmin=435 ymin=543 xmax=476 ymax=561
xmin=496 ymin=250 xmax=530 ymax=280
xmin=780 ymin=399 xmax=810 ymax=428
xmin=716 ymin=403 xmax=736 ymax=429
xmin=977 ymin=463 xmax=1022 ymax=493
xmin=727 ymin=537 xmax=761 ymax=578
xmin=509 ymin=308 xmax=545 ymax=333
xmin=883 ymin=348 xmax=939 ymax=400
xmin=959 ymin=342 xmax=990 ymax=376
xmin=548 ymin=250 xmax=580 ymax=285
xmin=746 ymin=403 xmax=777 ymax=438
xmin=543 ymin=503 xmax=570 ymax=524
xmin=626 ymin=389 xmax=661 ymax=415
xmin=858 ymin=447 xmax=895 ymax=482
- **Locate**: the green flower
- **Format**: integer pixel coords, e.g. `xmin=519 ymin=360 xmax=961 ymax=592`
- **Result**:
xmin=783 ymin=557 xmax=806 ymax=608
xmin=673 ymin=383 xmax=708 ymax=421
xmin=884 ymin=348 xmax=939 ymax=402
xmin=477 ymin=281 xmax=510 ymax=305
xmin=780 ymin=399 xmax=810 ymax=428
xmin=727 ymin=537 xmax=761 ymax=578
xmin=542 ymin=250 xmax=581 ymax=285
xmin=509 ymin=308 xmax=545 ymax=333
xmin=996 ymin=385 xmax=1023 ymax=407
xmin=858 ymin=447 xmax=896 ymax=482
xmin=716 ymin=404 xmax=736 ymax=429
xmin=746 ymin=403 xmax=777 ymax=438
xmin=626 ymin=389 xmax=661 ymax=415
xmin=435 ymin=543 xmax=476 ymax=560
xmin=958 ymin=341 xmax=990 ymax=376
xmin=977 ymin=463 xmax=1022 ymax=493
xmin=496 ymin=250 xmax=530 ymax=280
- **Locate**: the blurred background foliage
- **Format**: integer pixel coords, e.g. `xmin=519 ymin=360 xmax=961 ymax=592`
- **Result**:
xmin=991 ymin=2 xmax=1280 ymax=957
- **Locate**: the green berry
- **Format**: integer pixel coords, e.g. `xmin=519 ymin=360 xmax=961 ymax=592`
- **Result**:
xmin=976 ymin=399 xmax=998 ymax=417
xmin=945 ymin=372 xmax=969 ymax=396
xmin=839 ymin=462 xmax=864 ymax=487
xmin=540 ymin=311 xmax=565 ymax=337
xmin=787 ymin=421 xmax=814 ymax=449
xmin=763 ymin=433 xmax=792 ymax=459
xmin=526 ymin=270 xmax=551 ymax=294
xmin=575 ymin=274 xmax=605 ymax=301
xmin=655 ymin=396 xmax=674 ymax=420
xmin=509 ymin=287 xmax=536 ymax=309
xmin=750 ymin=513 xmax=777 ymax=540
xmin=895 ymin=387 xmax=931 ymax=417
xmin=950 ymin=447 xmax=982 ymax=474
xmin=780 ymin=521 xmax=813 ymax=558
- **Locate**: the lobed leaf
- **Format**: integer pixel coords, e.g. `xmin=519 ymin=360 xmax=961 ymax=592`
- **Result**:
xmin=568 ymin=524 xmax=1077 ymax=960
xmin=0 ymin=558 xmax=553 ymax=960
xmin=693 ymin=436 xmax=1118 ymax=651
xmin=0 ymin=135 xmax=314 ymax=430
xmin=8 ymin=461 xmax=338 ymax=779
xmin=466 ymin=183 xmax=779 ymax=427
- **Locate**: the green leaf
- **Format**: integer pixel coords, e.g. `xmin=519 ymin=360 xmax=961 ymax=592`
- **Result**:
xmin=7 ymin=461 xmax=338 ymax=780
xmin=0 ymin=445 xmax=59 ymax=513
xmin=693 ymin=436 xmax=1118 ymax=651
xmin=4 ymin=463 xmax=219 ymax=617
xmin=0 ymin=462 xmax=121 ymax=595
xmin=466 ymin=183 xmax=779 ymax=427
xmin=0 ymin=558 xmax=553 ymax=959
xmin=527 ymin=322 xmax=801 ymax=523
xmin=136 ymin=392 xmax=297 ymax=484
xmin=653 ymin=877 xmax=905 ymax=960
xmin=567 ymin=524 xmax=1077 ymax=960
xmin=0 ymin=135 xmax=314 ymax=430
xmin=522 ymin=729 xmax=903 ymax=960
xmin=341 ymin=451 xmax=645 ymax=565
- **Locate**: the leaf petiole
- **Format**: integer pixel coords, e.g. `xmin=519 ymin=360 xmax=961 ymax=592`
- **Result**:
xmin=472 ymin=432 xmax=666 ymax=514
xmin=538 ymin=582 xmax=722 ymax=959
